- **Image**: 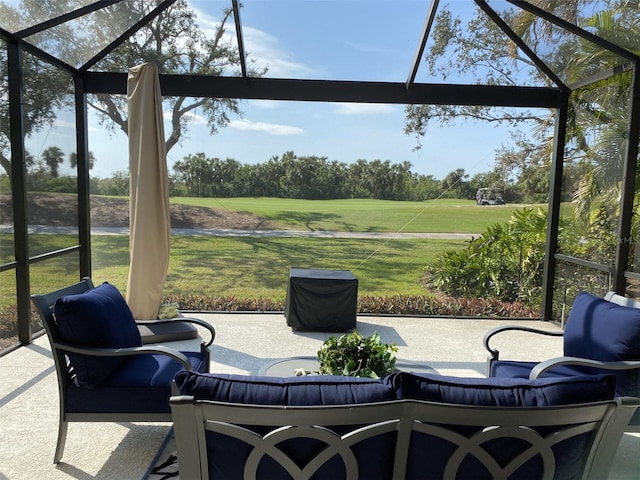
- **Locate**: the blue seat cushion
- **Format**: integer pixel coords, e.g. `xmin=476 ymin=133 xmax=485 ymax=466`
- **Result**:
xmin=173 ymin=371 xmax=396 ymax=405
xmin=66 ymin=351 xmax=208 ymax=413
xmin=174 ymin=372 xmax=397 ymax=480
xmin=389 ymin=371 xmax=616 ymax=406
xmin=54 ymin=282 xmax=142 ymax=388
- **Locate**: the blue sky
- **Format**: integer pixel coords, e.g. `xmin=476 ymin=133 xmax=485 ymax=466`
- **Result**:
xmin=23 ymin=0 xmax=538 ymax=181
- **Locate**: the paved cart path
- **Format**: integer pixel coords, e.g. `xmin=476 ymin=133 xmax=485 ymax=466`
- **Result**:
xmin=0 ymin=225 xmax=478 ymax=240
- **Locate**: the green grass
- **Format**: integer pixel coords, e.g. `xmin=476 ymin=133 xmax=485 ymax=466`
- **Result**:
xmin=0 ymin=233 xmax=464 ymax=305
xmin=2 ymin=197 xmax=539 ymax=307
xmin=89 ymin=235 xmax=466 ymax=300
xmin=171 ymin=197 xmax=541 ymax=233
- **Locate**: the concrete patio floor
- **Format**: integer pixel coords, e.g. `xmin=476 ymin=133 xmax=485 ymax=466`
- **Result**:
xmin=1 ymin=313 xmax=638 ymax=479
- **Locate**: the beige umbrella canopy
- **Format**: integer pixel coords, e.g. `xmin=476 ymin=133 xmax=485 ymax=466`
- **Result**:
xmin=125 ymin=63 xmax=170 ymax=319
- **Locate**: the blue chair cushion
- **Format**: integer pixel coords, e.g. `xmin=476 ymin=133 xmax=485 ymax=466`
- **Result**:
xmin=389 ymin=371 xmax=616 ymax=406
xmin=54 ymin=282 xmax=142 ymax=388
xmin=563 ymin=291 xmax=640 ymax=395
xmin=66 ymin=351 xmax=208 ymax=413
xmin=174 ymin=372 xmax=397 ymax=480
xmin=173 ymin=371 xmax=396 ymax=405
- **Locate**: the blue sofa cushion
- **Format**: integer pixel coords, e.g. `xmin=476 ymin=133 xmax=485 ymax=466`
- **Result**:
xmin=173 ymin=371 xmax=396 ymax=405
xmin=54 ymin=282 xmax=142 ymax=388
xmin=564 ymin=291 xmax=640 ymax=395
xmin=174 ymin=372 xmax=397 ymax=480
xmin=67 ymin=351 xmax=208 ymax=413
xmin=390 ymin=371 xmax=616 ymax=406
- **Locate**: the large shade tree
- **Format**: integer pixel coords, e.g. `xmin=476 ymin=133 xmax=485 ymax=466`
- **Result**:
xmin=404 ymin=0 xmax=638 ymax=204
xmin=89 ymin=0 xmax=266 ymax=153
xmin=0 ymin=0 xmax=265 ymax=180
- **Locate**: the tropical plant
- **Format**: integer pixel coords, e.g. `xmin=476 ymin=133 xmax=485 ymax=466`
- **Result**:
xmin=317 ymin=331 xmax=397 ymax=378
xmin=427 ymin=208 xmax=550 ymax=304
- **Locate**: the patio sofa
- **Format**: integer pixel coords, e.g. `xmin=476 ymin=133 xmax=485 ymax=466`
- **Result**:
xmin=169 ymin=370 xmax=639 ymax=480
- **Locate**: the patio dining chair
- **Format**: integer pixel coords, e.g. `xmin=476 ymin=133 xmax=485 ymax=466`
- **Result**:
xmin=484 ymin=290 xmax=640 ymax=431
xmin=31 ymin=279 xmax=212 ymax=463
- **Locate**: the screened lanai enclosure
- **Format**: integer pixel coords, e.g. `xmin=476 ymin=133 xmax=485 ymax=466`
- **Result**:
xmin=1 ymin=0 xmax=639 ymax=350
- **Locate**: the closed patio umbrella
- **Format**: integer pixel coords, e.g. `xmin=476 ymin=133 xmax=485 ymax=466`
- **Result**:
xmin=126 ymin=63 xmax=170 ymax=319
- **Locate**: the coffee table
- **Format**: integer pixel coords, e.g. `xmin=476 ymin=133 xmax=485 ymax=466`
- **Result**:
xmin=259 ymin=355 xmax=438 ymax=377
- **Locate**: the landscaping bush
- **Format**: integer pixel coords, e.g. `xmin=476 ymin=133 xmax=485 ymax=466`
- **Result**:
xmin=164 ymin=293 xmax=538 ymax=318
xmin=426 ymin=208 xmax=548 ymax=305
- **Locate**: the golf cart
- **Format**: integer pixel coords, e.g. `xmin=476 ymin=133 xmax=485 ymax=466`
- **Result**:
xmin=476 ymin=188 xmax=505 ymax=205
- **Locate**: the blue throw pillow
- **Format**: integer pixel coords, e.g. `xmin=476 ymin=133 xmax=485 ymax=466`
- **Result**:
xmin=174 ymin=371 xmax=396 ymax=405
xmin=562 ymin=291 xmax=640 ymax=396
xmin=54 ymin=282 xmax=142 ymax=388
xmin=389 ymin=371 xmax=616 ymax=406
xmin=564 ymin=291 xmax=640 ymax=361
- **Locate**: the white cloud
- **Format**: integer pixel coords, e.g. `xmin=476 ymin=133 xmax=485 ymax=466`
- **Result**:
xmin=332 ymin=103 xmax=397 ymax=115
xmin=53 ymin=118 xmax=76 ymax=129
xmin=164 ymin=109 xmax=207 ymax=125
xmin=53 ymin=117 xmax=100 ymax=132
xmin=194 ymin=7 xmax=321 ymax=78
xmin=229 ymin=119 xmax=304 ymax=136
xmin=248 ymin=99 xmax=281 ymax=110
xmin=242 ymin=25 xmax=321 ymax=78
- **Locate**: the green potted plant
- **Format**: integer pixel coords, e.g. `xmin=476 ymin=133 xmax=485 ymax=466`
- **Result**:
xmin=317 ymin=331 xmax=397 ymax=378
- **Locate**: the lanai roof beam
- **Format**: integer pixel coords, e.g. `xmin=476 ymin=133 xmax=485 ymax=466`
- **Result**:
xmin=406 ymin=0 xmax=439 ymax=92
xmin=508 ymin=0 xmax=640 ymax=62
xmin=14 ymin=1 xmax=122 ymax=39
xmin=79 ymin=0 xmax=178 ymax=72
xmin=475 ymin=0 xmax=568 ymax=90
xmin=232 ymin=0 xmax=248 ymax=80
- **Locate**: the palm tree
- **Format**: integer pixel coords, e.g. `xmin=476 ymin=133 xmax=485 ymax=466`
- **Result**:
xmin=69 ymin=151 xmax=96 ymax=171
xmin=41 ymin=146 xmax=64 ymax=178
xmin=563 ymin=8 xmax=640 ymax=224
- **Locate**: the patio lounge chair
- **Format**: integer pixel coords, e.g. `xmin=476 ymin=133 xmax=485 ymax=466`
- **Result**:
xmin=484 ymin=290 xmax=640 ymax=431
xmin=40 ymin=277 xmax=216 ymax=345
xmin=31 ymin=280 xmax=212 ymax=463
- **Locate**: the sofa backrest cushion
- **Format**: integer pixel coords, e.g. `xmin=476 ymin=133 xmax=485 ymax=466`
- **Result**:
xmin=389 ymin=371 xmax=616 ymax=406
xmin=173 ymin=371 xmax=396 ymax=405
xmin=396 ymin=374 xmax=618 ymax=480
xmin=564 ymin=291 xmax=640 ymax=395
xmin=174 ymin=371 xmax=398 ymax=480
xmin=54 ymin=282 xmax=142 ymax=388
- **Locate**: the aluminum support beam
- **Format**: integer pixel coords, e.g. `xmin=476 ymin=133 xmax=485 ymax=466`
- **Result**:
xmin=231 ymin=0 xmax=248 ymax=80
xmin=614 ymin=64 xmax=640 ymax=293
xmin=406 ymin=0 xmax=439 ymax=91
xmin=541 ymin=92 xmax=570 ymax=321
xmin=74 ymin=75 xmax=92 ymax=278
xmin=7 ymin=39 xmax=31 ymax=344
xmin=83 ymin=73 xmax=563 ymax=108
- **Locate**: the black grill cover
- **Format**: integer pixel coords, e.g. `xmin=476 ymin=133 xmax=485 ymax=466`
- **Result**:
xmin=285 ymin=268 xmax=358 ymax=331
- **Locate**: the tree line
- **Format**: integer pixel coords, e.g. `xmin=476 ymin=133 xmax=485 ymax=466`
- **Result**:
xmin=1 ymin=145 xmax=574 ymax=203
